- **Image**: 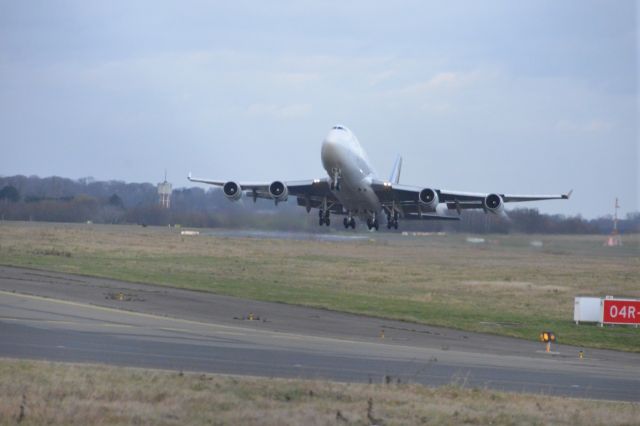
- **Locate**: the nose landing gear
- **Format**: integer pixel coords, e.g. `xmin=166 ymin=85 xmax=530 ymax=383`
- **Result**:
xmin=366 ymin=215 xmax=379 ymax=231
xmin=329 ymin=168 xmax=342 ymax=191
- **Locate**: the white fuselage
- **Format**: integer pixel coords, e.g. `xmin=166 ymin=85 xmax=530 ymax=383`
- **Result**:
xmin=321 ymin=126 xmax=382 ymax=218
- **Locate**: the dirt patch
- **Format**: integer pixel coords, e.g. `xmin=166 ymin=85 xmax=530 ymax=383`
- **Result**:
xmin=462 ymin=280 xmax=568 ymax=292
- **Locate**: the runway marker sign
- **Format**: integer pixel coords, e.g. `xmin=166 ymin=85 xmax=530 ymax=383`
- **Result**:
xmin=602 ymin=298 xmax=640 ymax=325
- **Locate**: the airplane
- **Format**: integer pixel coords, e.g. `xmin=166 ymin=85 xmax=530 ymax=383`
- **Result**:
xmin=188 ymin=125 xmax=571 ymax=230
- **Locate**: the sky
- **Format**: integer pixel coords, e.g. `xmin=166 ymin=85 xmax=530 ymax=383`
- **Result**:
xmin=0 ymin=1 xmax=637 ymax=218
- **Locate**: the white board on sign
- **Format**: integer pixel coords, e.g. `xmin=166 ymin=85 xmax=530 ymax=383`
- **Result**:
xmin=574 ymin=297 xmax=602 ymax=324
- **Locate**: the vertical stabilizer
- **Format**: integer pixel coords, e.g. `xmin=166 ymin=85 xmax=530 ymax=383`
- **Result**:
xmin=389 ymin=155 xmax=403 ymax=184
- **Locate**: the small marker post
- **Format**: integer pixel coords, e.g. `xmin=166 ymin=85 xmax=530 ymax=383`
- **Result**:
xmin=380 ymin=329 xmax=384 ymax=340
xmin=540 ymin=331 xmax=556 ymax=353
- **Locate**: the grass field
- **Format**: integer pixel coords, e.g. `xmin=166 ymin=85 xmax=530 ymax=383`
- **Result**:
xmin=0 ymin=221 xmax=638 ymax=351
xmin=1 ymin=358 xmax=638 ymax=426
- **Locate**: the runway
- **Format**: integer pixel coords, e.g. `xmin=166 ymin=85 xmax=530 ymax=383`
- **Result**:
xmin=203 ymin=229 xmax=371 ymax=242
xmin=0 ymin=266 xmax=638 ymax=401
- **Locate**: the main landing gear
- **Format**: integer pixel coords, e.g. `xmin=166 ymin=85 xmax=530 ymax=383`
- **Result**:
xmin=343 ymin=216 xmax=356 ymax=229
xmin=386 ymin=211 xmax=399 ymax=230
xmin=319 ymin=209 xmax=331 ymax=226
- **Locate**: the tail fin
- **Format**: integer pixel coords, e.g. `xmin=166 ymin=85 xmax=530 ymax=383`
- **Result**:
xmin=389 ymin=155 xmax=402 ymax=184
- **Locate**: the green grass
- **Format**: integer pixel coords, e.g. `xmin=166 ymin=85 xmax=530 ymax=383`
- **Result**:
xmin=1 ymin=358 xmax=638 ymax=425
xmin=0 ymin=221 xmax=638 ymax=351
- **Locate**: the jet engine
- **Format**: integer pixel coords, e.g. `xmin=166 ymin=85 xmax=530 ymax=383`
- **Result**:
xmin=484 ymin=193 xmax=505 ymax=215
xmin=269 ymin=181 xmax=288 ymax=201
xmin=419 ymin=188 xmax=439 ymax=209
xmin=222 ymin=181 xmax=242 ymax=201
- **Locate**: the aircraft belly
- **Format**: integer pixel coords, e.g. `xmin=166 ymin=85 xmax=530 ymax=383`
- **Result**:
xmin=335 ymin=179 xmax=380 ymax=215
xmin=322 ymin=136 xmax=380 ymax=216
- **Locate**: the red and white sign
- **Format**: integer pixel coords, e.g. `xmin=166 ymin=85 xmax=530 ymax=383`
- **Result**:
xmin=602 ymin=299 xmax=640 ymax=325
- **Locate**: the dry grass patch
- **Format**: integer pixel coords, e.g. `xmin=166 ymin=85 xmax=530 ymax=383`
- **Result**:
xmin=0 ymin=359 xmax=638 ymax=426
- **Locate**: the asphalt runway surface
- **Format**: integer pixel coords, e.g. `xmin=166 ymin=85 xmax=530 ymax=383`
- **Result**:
xmin=0 ymin=265 xmax=638 ymax=402
xmin=203 ymin=229 xmax=371 ymax=242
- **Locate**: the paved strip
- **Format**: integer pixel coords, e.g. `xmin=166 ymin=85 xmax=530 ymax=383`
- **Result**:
xmin=0 ymin=266 xmax=638 ymax=401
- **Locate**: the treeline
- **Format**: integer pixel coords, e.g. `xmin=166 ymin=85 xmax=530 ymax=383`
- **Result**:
xmin=0 ymin=175 xmax=319 ymax=231
xmin=0 ymin=175 xmax=637 ymax=234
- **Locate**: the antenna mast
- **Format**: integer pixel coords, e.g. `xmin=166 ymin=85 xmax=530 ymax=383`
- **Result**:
xmin=604 ymin=198 xmax=622 ymax=247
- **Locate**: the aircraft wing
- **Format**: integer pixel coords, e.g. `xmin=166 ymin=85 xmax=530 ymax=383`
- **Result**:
xmin=437 ymin=189 xmax=572 ymax=212
xmin=188 ymin=174 xmax=344 ymax=211
xmin=372 ymin=179 xmax=571 ymax=217
xmin=187 ymin=173 xmax=274 ymax=192
xmin=187 ymin=173 xmax=226 ymax=186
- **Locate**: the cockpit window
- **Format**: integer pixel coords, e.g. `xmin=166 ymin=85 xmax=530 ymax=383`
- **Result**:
xmin=332 ymin=125 xmax=345 ymax=130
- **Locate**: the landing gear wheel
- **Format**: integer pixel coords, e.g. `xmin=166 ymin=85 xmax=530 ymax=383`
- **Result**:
xmin=319 ymin=217 xmax=325 ymax=226
xmin=323 ymin=211 xmax=331 ymax=226
xmin=343 ymin=217 xmax=349 ymax=228
xmin=350 ymin=217 xmax=356 ymax=229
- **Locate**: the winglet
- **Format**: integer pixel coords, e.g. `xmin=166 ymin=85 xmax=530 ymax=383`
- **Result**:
xmin=563 ymin=189 xmax=573 ymax=200
xmin=188 ymin=172 xmax=192 ymax=181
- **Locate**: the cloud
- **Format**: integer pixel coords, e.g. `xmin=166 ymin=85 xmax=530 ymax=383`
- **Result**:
xmin=424 ymin=72 xmax=462 ymax=88
xmin=419 ymin=102 xmax=452 ymax=113
xmin=367 ymin=69 xmax=396 ymax=86
xmin=274 ymin=72 xmax=319 ymax=86
xmin=418 ymin=71 xmax=478 ymax=90
xmin=247 ymin=103 xmax=313 ymax=119
xmin=555 ymin=119 xmax=614 ymax=133
xmin=379 ymin=69 xmax=487 ymax=99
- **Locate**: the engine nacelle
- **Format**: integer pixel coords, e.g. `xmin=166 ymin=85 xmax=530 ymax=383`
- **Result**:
xmin=484 ymin=193 xmax=504 ymax=215
xmin=222 ymin=181 xmax=242 ymax=201
xmin=419 ymin=188 xmax=439 ymax=209
xmin=268 ymin=181 xmax=288 ymax=201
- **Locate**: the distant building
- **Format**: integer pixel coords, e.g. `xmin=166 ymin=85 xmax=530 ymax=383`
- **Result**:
xmin=157 ymin=173 xmax=172 ymax=209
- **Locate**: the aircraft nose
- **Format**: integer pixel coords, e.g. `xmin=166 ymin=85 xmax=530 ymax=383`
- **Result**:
xmin=321 ymin=133 xmax=341 ymax=161
xmin=322 ymin=137 xmax=337 ymax=154
xmin=323 ymin=126 xmax=350 ymax=158
xmin=323 ymin=130 xmax=341 ymax=149
xmin=325 ymin=129 xmax=340 ymax=143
